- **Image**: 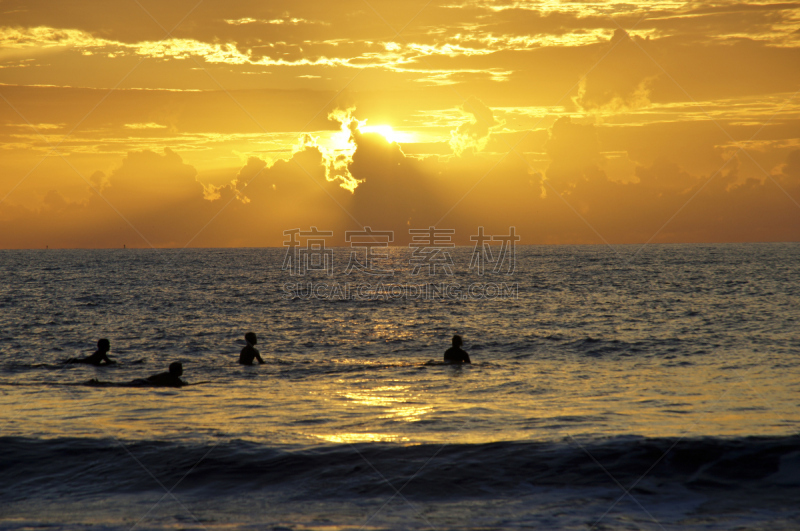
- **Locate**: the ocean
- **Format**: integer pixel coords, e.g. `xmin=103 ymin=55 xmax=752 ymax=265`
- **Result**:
xmin=1 ymin=244 xmax=799 ymax=530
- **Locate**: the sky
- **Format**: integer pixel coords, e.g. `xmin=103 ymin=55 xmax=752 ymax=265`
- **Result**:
xmin=0 ymin=0 xmax=799 ymax=248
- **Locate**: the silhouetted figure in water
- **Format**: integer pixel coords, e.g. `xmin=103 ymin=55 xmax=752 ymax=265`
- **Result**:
xmin=444 ymin=335 xmax=471 ymax=364
xmin=67 ymin=339 xmax=116 ymax=365
xmin=142 ymin=362 xmax=186 ymax=387
xmin=239 ymin=332 xmax=264 ymax=365
xmin=85 ymin=361 xmax=188 ymax=388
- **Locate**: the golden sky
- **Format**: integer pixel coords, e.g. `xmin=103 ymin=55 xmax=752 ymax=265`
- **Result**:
xmin=1 ymin=0 xmax=799 ymax=248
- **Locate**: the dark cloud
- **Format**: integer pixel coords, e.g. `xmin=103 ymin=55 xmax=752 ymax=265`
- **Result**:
xmin=571 ymin=30 xmax=659 ymax=112
xmin=450 ymin=96 xmax=501 ymax=156
xmin=775 ymin=148 xmax=800 ymax=186
xmin=2 ymin=119 xmax=799 ymax=248
xmin=544 ymin=116 xmax=604 ymax=194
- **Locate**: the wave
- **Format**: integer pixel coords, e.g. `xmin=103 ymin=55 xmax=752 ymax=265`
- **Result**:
xmin=2 ymin=435 xmax=798 ymax=502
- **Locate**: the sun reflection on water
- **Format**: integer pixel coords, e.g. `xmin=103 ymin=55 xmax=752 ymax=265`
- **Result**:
xmin=315 ymin=433 xmax=411 ymax=444
xmin=340 ymin=384 xmax=433 ymax=422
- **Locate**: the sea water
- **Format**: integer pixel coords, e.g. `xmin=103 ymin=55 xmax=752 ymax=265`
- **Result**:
xmin=1 ymin=244 xmax=799 ymax=530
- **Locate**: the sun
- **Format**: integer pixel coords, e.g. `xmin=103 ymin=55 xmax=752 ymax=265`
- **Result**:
xmin=323 ymin=116 xmax=416 ymax=152
xmin=359 ymin=123 xmax=414 ymax=144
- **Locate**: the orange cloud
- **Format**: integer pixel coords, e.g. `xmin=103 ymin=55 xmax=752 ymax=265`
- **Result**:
xmin=450 ymin=96 xmax=501 ymax=156
xmin=1 ymin=1 xmax=799 ymax=248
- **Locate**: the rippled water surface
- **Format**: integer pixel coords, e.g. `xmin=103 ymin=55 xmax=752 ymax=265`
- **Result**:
xmin=1 ymin=244 xmax=799 ymax=529
xmin=2 ymin=244 xmax=798 ymax=444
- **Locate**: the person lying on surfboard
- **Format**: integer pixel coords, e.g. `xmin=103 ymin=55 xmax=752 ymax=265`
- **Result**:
xmin=84 ymin=362 xmax=192 ymax=388
xmin=141 ymin=361 xmax=187 ymax=387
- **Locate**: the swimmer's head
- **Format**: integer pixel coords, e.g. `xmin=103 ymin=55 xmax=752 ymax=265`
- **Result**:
xmin=169 ymin=362 xmax=183 ymax=377
xmin=97 ymin=338 xmax=110 ymax=352
xmin=245 ymin=332 xmax=257 ymax=345
xmin=452 ymin=335 xmax=463 ymax=347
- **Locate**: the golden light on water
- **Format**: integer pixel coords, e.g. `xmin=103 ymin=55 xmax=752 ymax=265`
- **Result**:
xmin=342 ymin=384 xmax=433 ymax=422
xmin=316 ymin=433 xmax=412 ymax=444
xmin=2 ymin=352 xmax=794 ymax=445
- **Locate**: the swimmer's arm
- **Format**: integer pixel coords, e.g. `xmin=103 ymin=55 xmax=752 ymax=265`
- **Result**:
xmin=464 ymin=352 xmax=471 ymax=364
xmin=102 ymin=353 xmax=117 ymax=364
xmin=255 ymin=350 xmax=265 ymax=364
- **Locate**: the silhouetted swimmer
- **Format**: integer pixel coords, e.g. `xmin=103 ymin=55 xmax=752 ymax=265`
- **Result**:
xmin=239 ymin=332 xmax=264 ymax=365
xmin=85 ymin=362 xmax=191 ymax=388
xmin=66 ymin=339 xmax=116 ymax=366
xmin=142 ymin=362 xmax=186 ymax=387
xmin=444 ymin=335 xmax=471 ymax=364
